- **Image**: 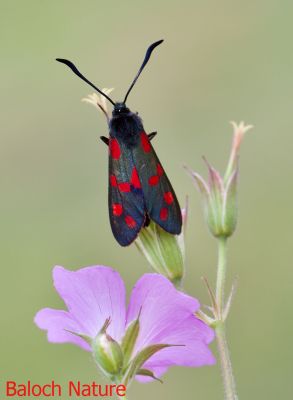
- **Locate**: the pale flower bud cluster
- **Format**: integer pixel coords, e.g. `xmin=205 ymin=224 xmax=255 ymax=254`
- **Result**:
xmin=82 ymin=88 xmax=114 ymax=124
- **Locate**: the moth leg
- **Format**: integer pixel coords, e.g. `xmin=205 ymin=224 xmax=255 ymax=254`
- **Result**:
xmin=144 ymin=213 xmax=151 ymax=227
xmin=148 ymin=132 xmax=157 ymax=141
xmin=100 ymin=136 xmax=109 ymax=146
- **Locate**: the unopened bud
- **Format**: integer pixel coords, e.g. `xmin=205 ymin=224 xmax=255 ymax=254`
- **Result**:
xmin=92 ymin=318 xmax=123 ymax=378
xmin=185 ymin=121 xmax=252 ymax=239
xmin=135 ymin=206 xmax=188 ymax=288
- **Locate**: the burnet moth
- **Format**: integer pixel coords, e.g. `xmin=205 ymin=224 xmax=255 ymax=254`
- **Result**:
xmin=56 ymin=40 xmax=182 ymax=246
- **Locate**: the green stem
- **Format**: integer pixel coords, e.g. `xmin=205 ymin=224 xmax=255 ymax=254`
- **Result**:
xmin=215 ymin=237 xmax=238 ymax=400
xmin=215 ymin=321 xmax=238 ymax=400
xmin=215 ymin=237 xmax=228 ymax=315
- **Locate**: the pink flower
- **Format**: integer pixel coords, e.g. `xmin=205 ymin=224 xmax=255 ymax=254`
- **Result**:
xmin=35 ymin=265 xmax=215 ymax=384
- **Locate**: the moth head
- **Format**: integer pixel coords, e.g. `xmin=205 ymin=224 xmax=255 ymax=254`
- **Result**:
xmin=113 ymin=103 xmax=130 ymax=116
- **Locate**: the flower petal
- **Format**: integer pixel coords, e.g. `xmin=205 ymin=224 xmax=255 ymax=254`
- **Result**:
xmin=51 ymin=266 xmax=126 ymax=342
xmin=126 ymin=274 xmax=215 ymax=377
xmin=140 ymin=317 xmax=215 ymax=370
xmin=34 ymin=308 xmax=91 ymax=351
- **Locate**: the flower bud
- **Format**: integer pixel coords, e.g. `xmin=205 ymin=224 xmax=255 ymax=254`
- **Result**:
xmin=135 ymin=206 xmax=187 ymax=287
xmin=92 ymin=318 xmax=123 ymax=379
xmin=185 ymin=122 xmax=252 ymax=239
xmin=204 ymin=159 xmax=238 ymax=238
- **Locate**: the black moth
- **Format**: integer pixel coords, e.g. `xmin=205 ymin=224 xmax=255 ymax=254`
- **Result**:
xmin=57 ymin=40 xmax=182 ymax=246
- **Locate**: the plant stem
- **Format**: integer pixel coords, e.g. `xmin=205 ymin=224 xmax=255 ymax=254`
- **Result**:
xmin=215 ymin=321 xmax=238 ymax=400
xmin=215 ymin=237 xmax=228 ymax=315
xmin=215 ymin=237 xmax=238 ymax=400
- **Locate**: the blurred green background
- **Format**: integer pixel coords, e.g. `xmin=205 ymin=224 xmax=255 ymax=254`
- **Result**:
xmin=1 ymin=1 xmax=292 ymax=399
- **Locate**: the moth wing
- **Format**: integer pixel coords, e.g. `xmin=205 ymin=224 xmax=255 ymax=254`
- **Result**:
xmin=133 ymin=132 xmax=182 ymax=234
xmin=108 ymin=136 xmax=146 ymax=246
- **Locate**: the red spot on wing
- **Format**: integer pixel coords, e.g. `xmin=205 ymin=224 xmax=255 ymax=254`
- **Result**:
xmin=157 ymin=164 xmax=164 ymax=177
xmin=131 ymin=167 xmax=141 ymax=188
xmin=125 ymin=215 xmax=136 ymax=228
xmin=160 ymin=207 xmax=168 ymax=221
xmin=148 ymin=175 xmax=159 ymax=186
xmin=141 ymin=132 xmax=151 ymax=153
xmin=110 ymin=175 xmax=118 ymax=187
xmin=109 ymin=138 xmax=121 ymax=159
xmin=164 ymin=191 xmax=174 ymax=204
xmin=112 ymin=203 xmax=123 ymax=216
xmin=118 ymin=182 xmax=131 ymax=192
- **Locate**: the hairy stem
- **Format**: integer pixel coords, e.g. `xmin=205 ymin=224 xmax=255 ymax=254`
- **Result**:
xmin=215 ymin=237 xmax=238 ymax=400
xmin=215 ymin=321 xmax=238 ymax=400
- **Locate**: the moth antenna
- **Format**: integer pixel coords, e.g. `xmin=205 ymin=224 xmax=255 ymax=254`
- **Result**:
xmin=56 ymin=58 xmax=115 ymax=106
xmin=123 ymin=40 xmax=164 ymax=104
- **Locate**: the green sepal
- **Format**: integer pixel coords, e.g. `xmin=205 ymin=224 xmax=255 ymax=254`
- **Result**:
xmin=222 ymin=168 xmax=238 ymax=237
xmin=136 ymin=221 xmax=184 ymax=287
xmin=121 ymin=314 xmax=140 ymax=368
xmin=137 ymin=369 xmax=163 ymax=383
xmin=64 ymin=329 xmax=92 ymax=346
xmin=123 ymin=343 xmax=177 ymax=386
